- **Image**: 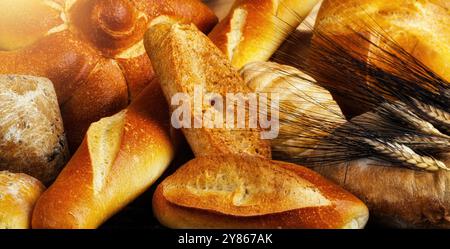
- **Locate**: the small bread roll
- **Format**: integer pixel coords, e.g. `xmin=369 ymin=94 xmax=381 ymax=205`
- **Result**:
xmin=153 ymin=155 xmax=369 ymax=229
xmin=0 ymin=75 xmax=69 ymax=184
xmin=0 ymin=171 xmax=45 ymax=229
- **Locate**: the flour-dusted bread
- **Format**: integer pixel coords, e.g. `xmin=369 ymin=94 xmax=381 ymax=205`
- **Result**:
xmin=144 ymin=22 xmax=271 ymax=158
xmin=0 ymin=171 xmax=45 ymax=229
xmin=153 ymin=155 xmax=369 ymax=229
xmin=0 ymin=75 xmax=69 ymax=184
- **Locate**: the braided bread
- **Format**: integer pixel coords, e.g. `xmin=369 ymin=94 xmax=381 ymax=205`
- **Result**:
xmin=0 ymin=0 xmax=217 ymax=150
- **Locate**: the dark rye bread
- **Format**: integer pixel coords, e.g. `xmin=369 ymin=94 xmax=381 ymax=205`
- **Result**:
xmin=144 ymin=22 xmax=271 ymax=158
xmin=153 ymin=155 xmax=369 ymax=228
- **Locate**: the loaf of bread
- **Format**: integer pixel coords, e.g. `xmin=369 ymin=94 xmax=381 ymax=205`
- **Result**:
xmin=153 ymin=155 xmax=369 ymax=229
xmin=144 ymin=22 xmax=271 ymax=158
xmin=240 ymin=61 xmax=345 ymax=158
xmin=0 ymin=171 xmax=45 ymax=229
xmin=0 ymin=75 xmax=69 ymax=184
xmin=209 ymin=0 xmax=321 ymax=69
xmin=313 ymin=155 xmax=450 ymax=228
xmin=31 ymin=80 xmax=175 ymax=229
xmin=0 ymin=0 xmax=217 ymax=150
xmin=312 ymin=0 xmax=450 ymax=117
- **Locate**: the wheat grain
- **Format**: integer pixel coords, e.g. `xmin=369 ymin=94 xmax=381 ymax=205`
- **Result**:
xmin=363 ymin=139 xmax=449 ymax=171
xmin=381 ymin=102 xmax=444 ymax=136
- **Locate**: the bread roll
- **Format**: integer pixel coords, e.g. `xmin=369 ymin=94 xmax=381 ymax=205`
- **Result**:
xmin=0 ymin=171 xmax=45 ymax=229
xmin=144 ymin=23 xmax=271 ymax=158
xmin=0 ymin=75 xmax=69 ymax=184
xmin=153 ymin=155 xmax=369 ymax=229
xmin=209 ymin=0 xmax=321 ymax=69
xmin=313 ymin=155 xmax=450 ymax=228
xmin=312 ymin=0 xmax=450 ymax=117
xmin=31 ymin=80 xmax=175 ymax=229
xmin=0 ymin=0 xmax=218 ymax=150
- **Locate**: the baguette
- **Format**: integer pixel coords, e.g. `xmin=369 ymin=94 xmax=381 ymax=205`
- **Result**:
xmin=153 ymin=155 xmax=369 ymax=229
xmin=0 ymin=75 xmax=69 ymax=184
xmin=208 ymin=0 xmax=321 ymax=69
xmin=31 ymin=80 xmax=175 ymax=229
xmin=0 ymin=171 xmax=45 ymax=229
xmin=144 ymin=23 xmax=271 ymax=158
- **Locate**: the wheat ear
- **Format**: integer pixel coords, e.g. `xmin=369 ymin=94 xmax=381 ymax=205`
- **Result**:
xmin=381 ymin=102 xmax=444 ymax=137
xmin=363 ymin=139 xmax=449 ymax=172
xmin=394 ymin=135 xmax=450 ymax=151
xmin=412 ymin=99 xmax=450 ymax=134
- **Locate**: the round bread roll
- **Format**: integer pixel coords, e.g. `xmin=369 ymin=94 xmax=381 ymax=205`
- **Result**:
xmin=0 ymin=75 xmax=69 ymax=184
xmin=0 ymin=171 xmax=45 ymax=229
xmin=0 ymin=0 xmax=217 ymax=150
xmin=312 ymin=0 xmax=450 ymax=117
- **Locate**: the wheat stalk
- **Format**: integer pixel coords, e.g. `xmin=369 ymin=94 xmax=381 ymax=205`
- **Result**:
xmin=381 ymin=102 xmax=444 ymax=137
xmin=412 ymin=98 xmax=450 ymax=134
xmin=394 ymin=135 xmax=450 ymax=151
xmin=363 ymin=139 xmax=449 ymax=171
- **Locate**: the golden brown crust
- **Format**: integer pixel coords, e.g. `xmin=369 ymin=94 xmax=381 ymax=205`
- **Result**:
xmin=31 ymin=80 xmax=175 ymax=229
xmin=208 ymin=0 xmax=321 ymax=69
xmin=0 ymin=0 xmax=217 ymax=150
xmin=145 ymin=23 xmax=271 ymax=158
xmin=153 ymin=156 xmax=369 ymax=229
xmin=313 ymin=0 xmax=450 ymax=116
xmin=0 ymin=171 xmax=45 ymax=229
xmin=313 ymin=156 xmax=450 ymax=228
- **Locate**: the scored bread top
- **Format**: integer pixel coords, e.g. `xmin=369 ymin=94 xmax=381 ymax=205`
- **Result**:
xmin=161 ymin=156 xmax=332 ymax=217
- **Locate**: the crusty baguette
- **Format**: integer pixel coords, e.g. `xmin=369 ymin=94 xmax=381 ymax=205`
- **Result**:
xmin=0 ymin=75 xmax=69 ymax=184
xmin=31 ymin=79 xmax=175 ymax=229
xmin=153 ymin=155 xmax=369 ymax=229
xmin=208 ymin=0 xmax=321 ymax=69
xmin=144 ymin=22 xmax=271 ymax=158
xmin=0 ymin=171 xmax=45 ymax=229
xmin=313 ymin=155 xmax=450 ymax=228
